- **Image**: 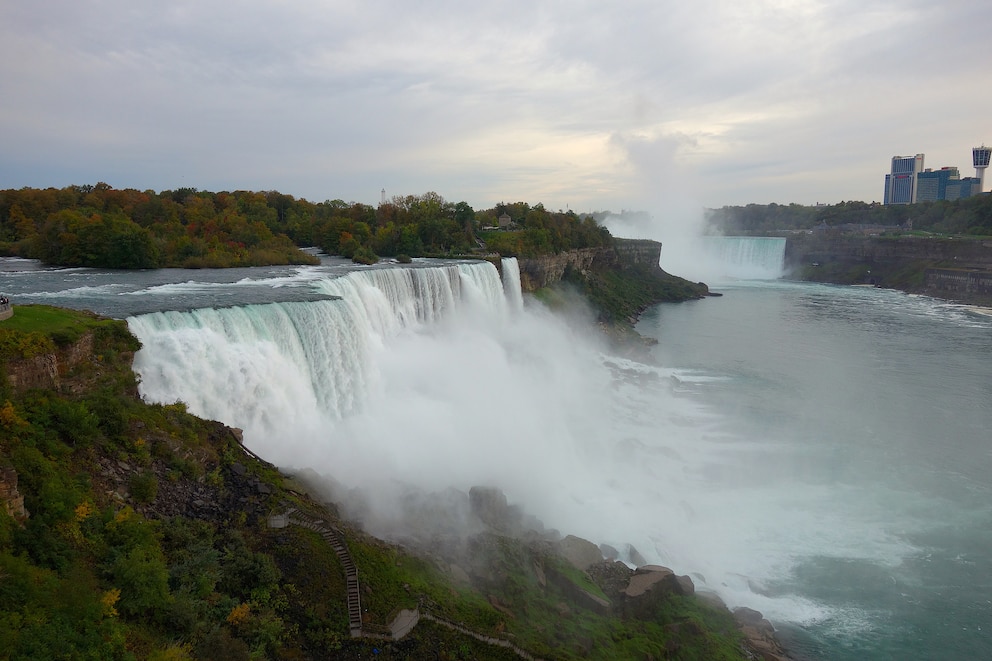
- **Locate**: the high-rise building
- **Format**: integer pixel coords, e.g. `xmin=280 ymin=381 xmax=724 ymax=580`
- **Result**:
xmin=973 ymin=145 xmax=990 ymax=193
xmin=884 ymin=154 xmax=925 ymax=204
xmin=946 ymin=176 xmax=983 ymax=201
xmin=916 ymin=167 xmax=960 ymax=202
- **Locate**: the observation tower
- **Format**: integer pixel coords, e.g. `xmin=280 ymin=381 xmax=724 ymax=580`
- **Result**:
xmin=974 ymin=145 xmax=991 ymax=193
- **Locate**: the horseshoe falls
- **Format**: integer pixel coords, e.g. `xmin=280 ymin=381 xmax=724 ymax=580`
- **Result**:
xmin=4 ymin=252 xmax=991 ymax=660
xmin=702 ymin=236 xmax=787 ymax=280
xmin=660 ymin=235 xmax=787 ymax=283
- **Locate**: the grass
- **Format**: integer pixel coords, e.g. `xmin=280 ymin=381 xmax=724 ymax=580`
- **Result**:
xmin=0 ymin=304 xmax=139 ymax=360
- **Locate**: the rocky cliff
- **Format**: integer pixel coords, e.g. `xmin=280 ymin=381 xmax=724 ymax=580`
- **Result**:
xmin=5 ymin=331 xmax=94 ymax=392
xmin=516 ymin=238 xmax=665 ymax=291
xmin=785 ymin=234 xmax=992 ymax=303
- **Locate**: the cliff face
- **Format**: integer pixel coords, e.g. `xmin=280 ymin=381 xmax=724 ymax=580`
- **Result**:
xmin=4 ymin=331 xmax=138 ymax=396
xmin=785 ymin=235 xmax=992 ymax=271
xmin=785 ymin=234 xmax=992 ymax=304
xmin=516 ymin=239 xmax=664 ymax=292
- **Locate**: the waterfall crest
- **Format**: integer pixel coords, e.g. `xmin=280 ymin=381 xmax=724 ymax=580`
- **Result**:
xmin=129 ymin=260 xmax=512 ymax=429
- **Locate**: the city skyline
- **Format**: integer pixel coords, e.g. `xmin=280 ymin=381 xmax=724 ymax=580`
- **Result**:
xmin=2 ymin=1 xmax=991 ymax=216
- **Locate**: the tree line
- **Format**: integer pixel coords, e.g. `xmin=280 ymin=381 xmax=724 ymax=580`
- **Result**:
xmin=705 ymin=195 xmax=992 ymax=235
xmin=0 ymin=184 xmax=612 ymax=269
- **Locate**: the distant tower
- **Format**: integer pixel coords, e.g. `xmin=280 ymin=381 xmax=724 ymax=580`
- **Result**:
xmin=381 ymin=188 xmax=386 ymax=205
xmin=973 ymin=146 xmax=990 ymax=193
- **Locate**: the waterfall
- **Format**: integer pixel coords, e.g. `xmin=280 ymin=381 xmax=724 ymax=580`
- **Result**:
xmin=702 ymin=236 xmax=786 ymax=280
xmin=501 ymin=257 xmax=524 ymax=312
xmin=128 ymin=261 xmax=511 ymax=435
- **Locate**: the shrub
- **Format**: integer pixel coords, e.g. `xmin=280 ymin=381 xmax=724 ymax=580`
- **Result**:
xmin=109 ymin=546 xmax=171 ymax=617
xmin=130 ymin=472 xmax=159 ymax=504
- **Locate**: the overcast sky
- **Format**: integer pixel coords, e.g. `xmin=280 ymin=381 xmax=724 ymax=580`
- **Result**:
xmin=2 ymin=0 xmax=990 ymax=216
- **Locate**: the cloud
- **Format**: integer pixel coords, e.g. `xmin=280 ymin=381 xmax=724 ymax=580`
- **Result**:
xmin=1 ymin=0 xmax=990 ymax=211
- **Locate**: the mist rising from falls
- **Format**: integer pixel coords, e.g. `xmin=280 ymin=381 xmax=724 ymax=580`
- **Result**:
xmin=598 ymin=212 xmax=785 ymax=283
xmin=128 ymin=257 xmax=817 ymax=622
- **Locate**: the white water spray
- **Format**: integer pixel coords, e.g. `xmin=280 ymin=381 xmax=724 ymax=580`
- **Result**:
xmin=127 ymin=255 xmax=842 ymax=626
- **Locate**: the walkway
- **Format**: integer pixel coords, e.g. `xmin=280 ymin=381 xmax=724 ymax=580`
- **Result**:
xmin=272 ymin=506 xmax=363 ymax=636
xmin=269 ymin=505 xmax=542 ymax=658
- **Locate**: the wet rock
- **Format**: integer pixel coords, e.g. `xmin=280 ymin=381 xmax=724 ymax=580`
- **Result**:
xmin=622 ymin=565 xmax=696 ymax=620
xmin=626 ymin=543 xmax=648 ymax=567
xmin=733 ymin=607 xmax=791 ymax=661
xmin=599 ymin=543 xmax=619 ymax=561
xmin=558 ymin=535 xmax=604 ymax=571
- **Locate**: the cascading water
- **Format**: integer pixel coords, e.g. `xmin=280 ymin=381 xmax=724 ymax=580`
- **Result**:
xmin=701 ymin=236 xmax=786 ymax=280
xmin=130 ymin=261 xmax=515 ymax=437
xmin=501 ymin=257 xmax=524 ymax=312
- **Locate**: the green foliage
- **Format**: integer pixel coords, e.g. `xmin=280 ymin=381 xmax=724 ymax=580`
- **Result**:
xmin=0 ymin=184 xmax=319 ymax=269
xmin=351 ymin=245 xmax=379 ymax=265
xmin=0 ymin=184 xmax=623 ymax=268
xmin=567 ymin=264 xmax=708 ymax=325
xmin=706 ymin=193 xmax=992 ymax=236
xmin=0 ymin=554 xmax=131 ymax=660
xmin=130 ymin=471 xmax=159 ymax=503
xmin=109 ymin=545 xmax=172 ymax=617
xmin=0 ymin=305 xmax=135 ymax=358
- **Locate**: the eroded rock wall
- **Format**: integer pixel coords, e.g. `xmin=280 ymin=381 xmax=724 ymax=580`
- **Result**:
xmin=5 ymin=332 xmax=98 ymax=392
xmin=516 ymin=239 xmax=663 ymax=291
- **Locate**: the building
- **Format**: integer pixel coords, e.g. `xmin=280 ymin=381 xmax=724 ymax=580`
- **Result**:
xmin=973 ymin=145 xmax=990 ymax=193
xmin=883 ymin=154 xmax=925 ymax=204
xmin=916 ymin=167 xmax=960 ymax=202
xmin=946 ymin=176 xmax=983 ymax=201
xmin=884 ymin=147 xmax=988 ymax=204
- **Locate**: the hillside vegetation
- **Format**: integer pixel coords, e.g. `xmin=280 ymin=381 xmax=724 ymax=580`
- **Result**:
xmin=0 ymin=305 xmax=771 ymax=660
xmin=706 ymin=195 xmax=992 ymax=236
xmin=0 ymin=185 xmax=610 ymax=269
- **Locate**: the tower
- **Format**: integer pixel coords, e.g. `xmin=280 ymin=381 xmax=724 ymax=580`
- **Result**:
xmin=884 ymin=154 xmax=925 ymax=204
xmin=973 ymin=146 xmax=990 ymax=193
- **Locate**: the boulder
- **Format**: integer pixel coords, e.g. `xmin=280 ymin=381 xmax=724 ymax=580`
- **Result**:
xmin=622 ymin=565 xmax=696 ymax=620
xmin=626 ymin=543 xmax=648 ymax=567
xmin=733 ymin=607 xmax=791 ymax=661
xmin=599 ymin=543 xmax=619 ymax=561
xmin=558 ymin=535 xmax=604 ymax=571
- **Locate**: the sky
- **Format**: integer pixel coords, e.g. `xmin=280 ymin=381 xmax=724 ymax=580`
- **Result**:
xmin=1 ymin=0 xmax=990 ymax=216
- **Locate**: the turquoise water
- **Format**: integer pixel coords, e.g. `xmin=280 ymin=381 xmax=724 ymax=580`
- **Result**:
xmin=637 ymin=281 xmax=992 ymax=660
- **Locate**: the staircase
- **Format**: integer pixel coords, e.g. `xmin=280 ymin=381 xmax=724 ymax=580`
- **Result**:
xmin=282 ymin=507 xmax=364 ymax=637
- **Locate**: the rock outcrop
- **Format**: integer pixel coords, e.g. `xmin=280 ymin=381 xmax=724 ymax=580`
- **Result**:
xmin=0 ymin=464 xmax=28 ymax=522
xmin=3 ymin=331 xmax=127 ymax=394
xmin=557 ymin=534 xmax=605 ymax=571
xmin=733 ymin=606 xmax=792 ymax=661
xmin=620 ymin=565 xmax=695 ymax=622
xmin=515 ymin=238 xmax=666 ymax=291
